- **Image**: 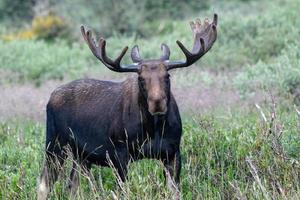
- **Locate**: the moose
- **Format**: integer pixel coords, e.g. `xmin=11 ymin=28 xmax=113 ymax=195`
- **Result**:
xmin=37 ymin=14 xmax=218 ymax=199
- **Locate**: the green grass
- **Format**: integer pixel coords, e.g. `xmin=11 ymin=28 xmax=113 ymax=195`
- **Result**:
xmin=0 ymin=103 xmax=299 ymax=199
xmin=0 ymin=40 xmax=99 ymax=85
xmin=234 ymin=44 xmax=300 ymax=102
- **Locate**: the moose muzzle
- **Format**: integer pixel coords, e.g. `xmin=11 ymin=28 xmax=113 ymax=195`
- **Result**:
xmin=148 ymin=97 xmax=167 ymax=115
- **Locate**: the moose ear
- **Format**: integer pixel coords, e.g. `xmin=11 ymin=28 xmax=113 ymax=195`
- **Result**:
xmin=131 ymin=45 xmax=143 ymax=63
xmin=160 ymin=44 xmax=170 ymax=61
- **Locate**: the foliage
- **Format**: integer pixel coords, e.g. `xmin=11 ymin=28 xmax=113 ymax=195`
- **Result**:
xmin=1 ymin=30 xmax=35 ymax=41
xmin=53 ymin=0 xmax=209 ymax=37
xmin=0 ymin=0 xmax=36 ymax=24
xmin=1 ymin=14 xmax=72 ymax=42
xmin=0 ymin=40 xmax=99 ymax=85
xmin=234 ymin=44 xmax=300 ymax=101
xmin=0 ymin=0 xmax=299 ymax=89
xmin=32 ymin=14 xmax=71 ymax=41
xmin=203 ymin=0 xmax=300 ymax=70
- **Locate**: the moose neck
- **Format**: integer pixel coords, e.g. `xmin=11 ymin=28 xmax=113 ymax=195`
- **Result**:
xmin=137 ymin=88 xmax=167 ymax=158
xmin=137 ymin=83 xmax=167 ymax=135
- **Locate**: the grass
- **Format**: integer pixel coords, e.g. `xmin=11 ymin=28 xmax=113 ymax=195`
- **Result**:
xmin=0 ymin=40 xmax=99 ymax=85
xmin=234 ymin=44 xmax=300 ymax=102
xmin=0 ymin=101 xmax=299 ymax=199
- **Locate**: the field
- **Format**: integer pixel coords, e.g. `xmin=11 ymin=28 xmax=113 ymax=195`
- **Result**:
xmin=0 ymin=0 xmax=300 ymax=199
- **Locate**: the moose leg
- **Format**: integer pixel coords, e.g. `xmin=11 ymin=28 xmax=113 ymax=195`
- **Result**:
xmin=163 ymin=150 xmax=181 ymax=197
xmin=111 ymin=148 xmax=129 ymax=183
xmin=68 ymin=161 xmax=92 ymax=198
xmin=80 ymin=161 xmax=97 ymax=193
xmin=67 ymin=162 xmax=80 ymax=198
xmin=37 ymin=153 xmax=65 ymax=200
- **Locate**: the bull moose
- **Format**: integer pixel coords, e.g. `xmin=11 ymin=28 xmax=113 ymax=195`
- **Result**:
xmin=37 ymin=14 xmax=218 ymax=199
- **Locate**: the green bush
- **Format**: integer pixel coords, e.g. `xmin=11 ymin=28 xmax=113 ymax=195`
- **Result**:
xmin=234 ymin=44 xmax=300 ymax=101
xmin=203 ymin=0 xmax=300 ymax=70
xmin=53 ymin=0 xmax=209 ymax=37
xmin=0 ymin=40 xmax=99 ymax=85
xmin=0 ymin=0 xmax=35 ymax=24
xmin=31 ymin=14 xmax=73 ymax=41
xmin=1 ymin=13 xmax=73 ymax=42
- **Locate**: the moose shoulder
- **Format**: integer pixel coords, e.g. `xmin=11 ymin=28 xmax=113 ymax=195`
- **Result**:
xmin=38 ymin=14 xmax=218 ymax=200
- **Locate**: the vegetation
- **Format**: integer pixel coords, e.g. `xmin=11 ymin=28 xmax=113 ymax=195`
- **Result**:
xmin=0 ymin=0 xmax=208 ymax=37
xmin=235 ymin=44 xmax=300 ymax=101
xmin=0 ymin=0 xmax=300 ymax=199
xmin=1 ymin=104 xmax=299 ymax=199
xmin=1 ymin=0 xmax=299 ymax=83
xmin=0 ymin=40 xmax=96 ymax=85
xmin=0 ymin=0 xmax=35 ymax=25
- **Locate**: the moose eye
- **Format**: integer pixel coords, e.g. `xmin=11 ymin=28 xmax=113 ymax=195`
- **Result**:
xmin=138 ymin=77 xmax=145 ymax=84
xmin=165 ymin=74 xmax=170 ymax=81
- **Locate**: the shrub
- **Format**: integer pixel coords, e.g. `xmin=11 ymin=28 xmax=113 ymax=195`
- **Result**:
xmin=203 ymin=0 xmax=300 ymax=70
xmin=234 ymin=44 xmax=300 ymax=101
xmin=31 ymin=14 xmax=71 ymax=41
xmin=1 ymin=30 xmax=35 ymax=41
xmin=53 ymin=0 xmax=209 ymax=38
xmin=0 ymin=0 xmax=35 ymax=24
xmin=1 ymin=13 xmax=72 ymax=42
xmin=0 ymin=40 xmax=101 ymax=85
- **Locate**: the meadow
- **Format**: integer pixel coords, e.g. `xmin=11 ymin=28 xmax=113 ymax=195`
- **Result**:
xmin=0 ymin=0 xmax=300 ymax=199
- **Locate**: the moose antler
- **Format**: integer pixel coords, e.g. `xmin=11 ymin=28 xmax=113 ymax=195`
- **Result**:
xmin=166 ymin=14 xmax=218 ymax=70
xmin=81 ymin=26 xmax=138 ymax=72
xmin=82 ymin=14 xmax=217 ymax=72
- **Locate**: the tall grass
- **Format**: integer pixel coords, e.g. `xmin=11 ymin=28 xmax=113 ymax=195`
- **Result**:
xmin=0 ymin=101 xmax=299 ymax=199
xmin=234 ymin=44 xmax=300 ymax=101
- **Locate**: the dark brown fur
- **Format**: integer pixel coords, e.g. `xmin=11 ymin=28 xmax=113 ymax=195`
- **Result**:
xmin=37 ymin=65 xmax=182 ymax=199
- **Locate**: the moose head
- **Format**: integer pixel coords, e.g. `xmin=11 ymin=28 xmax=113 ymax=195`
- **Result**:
xmin=81 ymin=14 xmax=218 ymax=115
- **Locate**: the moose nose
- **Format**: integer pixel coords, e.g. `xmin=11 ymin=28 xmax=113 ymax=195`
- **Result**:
xmin=148 ymin=97 xmax=167 ymax=115
xmin=154 ymin=100 xmax=160 ymax=109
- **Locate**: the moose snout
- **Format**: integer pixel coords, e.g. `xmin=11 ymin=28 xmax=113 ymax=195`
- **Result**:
xmin=148 ymin=97 xmax=167 ymax=115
